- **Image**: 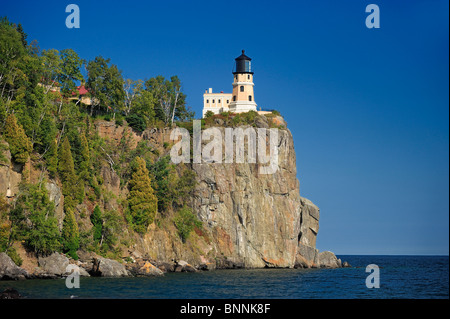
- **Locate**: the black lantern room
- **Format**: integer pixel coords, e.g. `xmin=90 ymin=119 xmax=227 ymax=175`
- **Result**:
xmin=233 ymin=50 xmax=253 ymax=74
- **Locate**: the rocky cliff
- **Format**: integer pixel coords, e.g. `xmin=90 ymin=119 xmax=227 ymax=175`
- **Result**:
xmin=134 ymin=115 xmax=341 ymax=269
xmin=0 ymin=115 xmax=343 ymax=275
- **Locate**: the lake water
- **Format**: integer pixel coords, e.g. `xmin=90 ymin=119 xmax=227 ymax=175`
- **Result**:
xmin=0 ymin=255 xmax=448 ymax=299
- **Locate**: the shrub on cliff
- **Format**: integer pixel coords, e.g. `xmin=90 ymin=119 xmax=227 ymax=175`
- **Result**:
xmin=126 ymin=113 xmax=146 ymax=133
xmin=91 ymin=205 xmax=103 ymax=244
xmin=174 ymin=206 xmax=202 ymax=243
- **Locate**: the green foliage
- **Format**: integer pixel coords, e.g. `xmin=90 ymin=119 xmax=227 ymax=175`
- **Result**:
xmin=145 ymin=75 xmax=193 ymax=125
xmin=58 ymin=48 xmax=84 ymax=96
xmin=174 ymin=166 xmax=196 ymax=207
xmin=86 ymin=56 xmax=125 ymax=115
xmin=46 ymin=139 xmax=58 ymax=178
xmin=0 ymin=196 xmax=10 ymax=253
xmin=147 ymin=155 xmax=174 ymax=212
xmin=58 ymin=136 xmax=77 ymax=205
xmin=12 ymin=182 xmax=61 ymax=256
xmin=128 ymin=157 xmax=158 ymax=233
xmin=100 ymin=209 xmax=122 ymax=252
xmin=232 ymin=113 xmax=242 ymax=126
xmin=78 ymin=131 xmax=90 ymax=180
xmin=6 ymin=247 xmax=23 ymax=266
xmin=0 ymin=18 xmax=204 ymax=259
xmin=61 ymin=208 xmax=79 ymax=260
xmin=126 ymin=113 xmax=146 ymax=133
xmin=173 ymin=206 xmax=202 ymax=243
xmin=242 ymin=110 xmax=257 ymax=124
xmin=0 ymin=17 xmax=27 ymax=98
xmin=90 ymin=205 xmax=102 ymax=244
xmin=3 ymin=113 xmax=32 ymax=164
xmin=204 ymin=110 xmax=214 ymax=119
xmin=0 ymin=138 xmax=8 ymax=164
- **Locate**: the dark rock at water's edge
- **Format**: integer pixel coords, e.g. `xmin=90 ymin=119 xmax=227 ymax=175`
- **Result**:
xmin=126 ymin=259 xmax=164 ymax=277
xmin=0 ymin=288 xmax=22 ymax=299
xmin=342 ymin=261 xmax=351 ymax=268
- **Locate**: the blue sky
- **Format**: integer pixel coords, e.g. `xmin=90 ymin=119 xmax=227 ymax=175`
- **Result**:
xmin=2 ymin=0 xmax=448 ymax=255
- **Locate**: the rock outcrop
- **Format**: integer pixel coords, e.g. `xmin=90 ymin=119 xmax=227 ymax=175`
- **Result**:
xmin=90 ymin=257 xmax=129 ymax=277
xmin=189 ymin=116 xmax=337 ymax=268
xmin=0 ymin=253 xmax=28 ymax=280
xmin=0 ymin=141 xmax=22 ymax=199
xmin=133 ymin=115 xmax=343 ymax=269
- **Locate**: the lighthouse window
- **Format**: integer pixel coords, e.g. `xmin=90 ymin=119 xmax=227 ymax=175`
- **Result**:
xmin=248 ymin=75 xmax=250 ymax=80
xmin=227 ymin=100 xmax=229 ymax=104
xmin=245 ymin=61 xmax=251 ymax=72
xmin=248 ymin=95 xmax=252 ymax=101
xmin=240 ymin=86 xmax=244 ymax=92
xmin=212 ymin=99 xmax=215 ymax=103
xmin=206 ymin=99 xmax=209 ymax=103
xmin=233 ymin=96 xmax=236 ymax=101
xmin=218 ymin=99 xmax=221 ymax=103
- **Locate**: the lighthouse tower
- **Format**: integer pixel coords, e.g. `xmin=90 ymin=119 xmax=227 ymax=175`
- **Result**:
xmin=228 ymin=50 xmax=257 ymax=113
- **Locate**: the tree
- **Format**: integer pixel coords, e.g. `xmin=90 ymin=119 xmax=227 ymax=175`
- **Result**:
xmin=78 ymin=131 xmax=90 ymax=180
xmin=58 ymin=48 xmax=83 ymax=96
xmin=41 ymin=49 xmax=62 ymax=93
xmin=86 ymin=56 xmax=125 ymax=115
xmin=101 ymin=209 xmax=122 ymax=252
xmin=145 ymin=75 xmax=192 ymax=125
xmin=90 ymin=205 xmax=102 ymax=244
xmin=147 ymin=155 xmax=176 ymax=212
xmin=3 ymin=113 xmax=32 ymax=164
xmin=16 ymin=23 xmax=27 ymax=49
xmin=46 ymin=139 xmax=58 ymax=179
xmin=14 ymin=182 xmax=61 ymax=256
xmin=61 ymin=208 xmax=79 ymax=259
xmin=128 ymin=157 xmax=157 ymax=233
xmin=58 ymin=136 xmax=77 ymax=208
xmin=123 ymin=79 xmax=143 ymax=115
xmin=131 ymin=89 xmax=156 ymax=125
xmin=0 ymin=17 xmax=27 ymax=100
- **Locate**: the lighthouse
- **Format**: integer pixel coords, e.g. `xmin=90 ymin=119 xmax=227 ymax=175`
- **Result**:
xmin=202 ymin=50 xmax=258 ymax=117
xmin=228 ymin=50 xmax=257 ymax=113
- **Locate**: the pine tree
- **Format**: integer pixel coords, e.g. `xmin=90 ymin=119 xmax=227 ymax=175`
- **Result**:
xmin=79 ymin=131 xmax=90 ymax=180
xmin=58 ymin=136 xmax=77 ymax=208
xmin=61 ymin=208 xmax=79 ymax=260
xmin=3 ymin=114 xmax=32 ymax=164
xmin=90 ymin=205 xmax=102 ymax=244
xmin=16 ymin=23 xmax=27 ymax=48
xmin=128 ymin=157 xmax=158 ymax=233
xmin=58 ymin=136 xmax=75 ymax=184
xmin=46 ymin=139 xmax=58 ymax=179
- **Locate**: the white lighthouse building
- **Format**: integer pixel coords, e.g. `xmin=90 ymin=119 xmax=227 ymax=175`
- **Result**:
xmin=202 ymin=50 xmax=257 ymax=117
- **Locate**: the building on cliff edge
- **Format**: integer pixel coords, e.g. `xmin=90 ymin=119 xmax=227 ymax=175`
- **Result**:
xmin=203 ymin=50 xmax=273 ymax=118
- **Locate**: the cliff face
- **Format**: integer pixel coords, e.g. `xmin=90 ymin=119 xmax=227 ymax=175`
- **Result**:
xmin=135 ymin=116 xmax=328 ymax=268
xmin=190 ymin=123 xmax=320 ymax=268
xmin=1 ymin=116 xmax=340 ymax=270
